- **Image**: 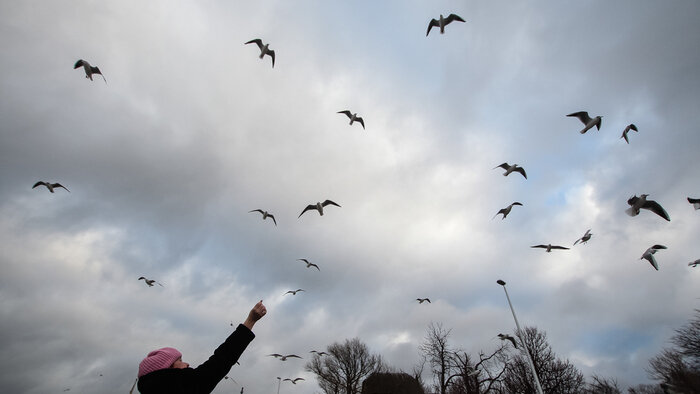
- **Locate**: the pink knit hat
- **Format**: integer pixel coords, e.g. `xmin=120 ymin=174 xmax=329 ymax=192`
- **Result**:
xmin=138 ymin=347 xmax=183 ymax=377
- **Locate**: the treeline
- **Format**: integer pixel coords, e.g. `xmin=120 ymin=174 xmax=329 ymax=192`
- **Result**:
xmin=304 ymin=309 xmax=700 ymax=394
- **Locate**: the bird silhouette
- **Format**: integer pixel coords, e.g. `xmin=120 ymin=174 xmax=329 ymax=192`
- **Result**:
xmin=641 ymin=245 xmax=667 ymax=271
xmin=284 ymin=378 xmax=305 ymax=384
xmin=310 ymin=350 xmax=328 ymax=356
xmin=531 ymin=244 xmax=569 ymax=252
xmin=284 ymin=289 xmax=305 ymax=296
xmin=688 ymin=197 xmax=700 ymax=210
xmin=269 ymin=353 xmax=302 ymax=361
xmin=493 ymin=202 xmax=523 ymax=220
xmin=620 ymin=124 xmax=638 ymax=143
xmin=426 ymin=14 xmax=466 ymax=36
xmin=337 ymin=110 xmax=365 ymax=129
xmin=493 ymin=163 xmax=527 ymax=179
xmin=138 ymin=277 xmax=163 ymax=287
xmin=567 ymin=111 xmax=602 ymax=134
xmin=497 ymin=333 xmax=518 ymax=348
xmin=249 ymin=209 xmax=277 ymax=226
xmin=689 ymin=260 xmax=699 ymax=268
xmin=416 ymin=298 xmax=431 ymax=304
xmin=33 ymin=181 xmax=70 ymax=193
xmin=74 ymin=59 xmax=106 ymax=83
xmin=298 ymin=200 xmax=341 ymax=218
xmin=245 ymin=39 xmax=275 ymax=68
xmin=574 ymin=229 xmax=593 ymax=245
xmin=297 ymin=259 xmax=320 ymax=271
xmin=626 ymin=194 xmax=670 ymax=221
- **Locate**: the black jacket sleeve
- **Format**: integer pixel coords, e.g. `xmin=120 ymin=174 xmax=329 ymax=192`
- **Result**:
xmin=137 ymin=324 xmax=255 ymax=394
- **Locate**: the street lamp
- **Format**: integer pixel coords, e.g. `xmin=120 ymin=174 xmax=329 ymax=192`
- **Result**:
xmin=276 ymin=377 xmax=281 ymax=394
xmin=497 ymin=279 xmax=544 ymax=394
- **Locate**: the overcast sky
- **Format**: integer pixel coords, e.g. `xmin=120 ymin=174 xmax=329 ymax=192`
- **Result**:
xmin=1 ymin=1 xmax=699 ymax=393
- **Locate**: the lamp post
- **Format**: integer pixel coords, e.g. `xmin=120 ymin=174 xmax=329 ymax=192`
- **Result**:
xmin=497 ymin=279 xmax=544 ymax=394
xmin=276 ymin=377 xmax=281 ymax=394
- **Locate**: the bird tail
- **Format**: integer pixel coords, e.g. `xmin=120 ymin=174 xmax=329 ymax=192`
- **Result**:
xmin=625 ymin=207 xmax=638 ymax=217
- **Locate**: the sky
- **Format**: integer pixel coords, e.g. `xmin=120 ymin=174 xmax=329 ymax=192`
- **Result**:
xmin=0 ymin=1 xmax=699 ymax=393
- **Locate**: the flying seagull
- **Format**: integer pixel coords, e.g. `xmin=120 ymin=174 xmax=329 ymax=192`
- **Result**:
xmin=310 ymin=350 xmax=328 ymax=356
xmin=74 ymin=59 xmax=106 ymax=83
xmin=298 ymin=200 xmax=341 ymax=218
xmin=573 ymin=229 xmax=593 ymax=245
xmin=641 ymin=245 xmax=667 ymax=271
xmin=245 ymin=39 xmax=275 ymax=68
xmin=493 ymin=202 xmax=523 ymax=220
xmin=416 ymin=298 xmax=431 ymax=304
xmin=268 ymin=353 xmax=302 ymax=361
xmin=32 ymin=181 xmax=70 ymax=193
xmin=284 ymin=289 xmax=305 ymax=295
xmin=283 ymin=378 xmax=305 ymax=384
xmin=620 ymin=124 xmax=638 ymax=144
xmin=497 ymin=333 xmax=518 ymax=349
xmin=297 ymin=259 xmax=320 ymax=271
xmin=626 ymin=194 xmax=670 ymax=221
xmin=688 ymin=197 xmax=700 ymax=210
xmin=138 ymin=277 xmax=163 ymax=287
xmin=426 ymin=14 xmax=466 ymax=36
xmin=567 ymin=111 xmax=602 ymax=134
xmin=531 ymin=244 xmax=569 ymax=252
xmin=493 ymin=163 xmax=527 ymax=179
xmin=689 ymin=260 xmax=699 ymax=268
xmin=337 ymin=110 xmax=365 ymax=129
xmin=249 ymin=209 xmax=277 ymax=226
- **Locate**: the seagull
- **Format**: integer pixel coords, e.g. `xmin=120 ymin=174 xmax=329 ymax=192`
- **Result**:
xmin=74 ymin=59 xmax=106 ymax=83
xmin=688 ymin=197 xmax=700 ymax=210
xmin=337 ymin=110 xmax=365 ymax=129
xmin=416 ymin=298 xmax=431 ymax=304
xmin=626 ymin=194 xmax=670 ymax=221
xmin=567 ymin=111 xmax=602 ymax=134
xmin=245 ymin=39 xmax=275 ymax=68
xmin=641 ymin=245 xmax=667 ymax=271
xmin=268 ymin=353 xmax=302 ymax=361
xmin=531 ymin=244 xmax=569 ymax=252
xmin=426 ymin=14 xmax=466 ymax=36
xmin=284 ymin=289 xmax=305 ymax=295
xmin=497 ymin=333 xmax=518 ymax=349
xmin=493 ymin=202 xmax=523 ymax=220
xmin=493 ymin=163 xmax=527 ymax=179
xmin=689 ymin=260 xmax=699 ymax=268
xmin=310 ymin=350 xmax=328 ymax=356
xmin=284 ymin=378 xmax=305 ymax=384
xmin=573 ymin=229 xmax=593 ymax=245
xmin=249 ymin=209 xmax=277 ymax=226
xmin=297 ymin=259 xmax=320 ymax=271
xmin=32 ymin=181 xmax=70 ymax=193
xmin=138 ymin=277 xmax=163 ymax=287
xmin=224 ymin=376 xmax=238 ymax=384
xmin=620 ymin=124 xmax=638 ymax=144
xmin=298 ymin=200 xmax=341 ymax=218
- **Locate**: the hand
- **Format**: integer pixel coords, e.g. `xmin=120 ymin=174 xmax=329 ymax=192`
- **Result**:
xmin=243 ymin=300 xmax=266 ymax=330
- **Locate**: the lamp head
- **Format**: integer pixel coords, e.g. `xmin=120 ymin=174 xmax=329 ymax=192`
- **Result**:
xmin=497 ymin=279 xmax=506 ymax=286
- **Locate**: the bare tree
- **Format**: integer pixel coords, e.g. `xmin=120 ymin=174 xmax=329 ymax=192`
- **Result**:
xmin=647 ymin=309 xmax=700 ymax=393
xmin=502 ymin=326 xmax=585 ymax=394
xmin=584 ymin=374 xmax=622 ymax=394
xmin=305 ymin=337 xmax=385 ymax=394
xmin=627 ymin=384 xmax=664 ymax=394
xmin=447 ymin=346 xmax=509 ymax=394
xmin=420 ymin=322 xmax=457 ymax=394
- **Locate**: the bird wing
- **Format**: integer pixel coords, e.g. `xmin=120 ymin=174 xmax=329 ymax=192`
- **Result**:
xmin=298 ymin=204 xmax=316 ymax=218
xmin=294 ymin=378 xmax=305 ymax=382
xmin=356 ymin=117 xmax=365 ymax=129
xmin=642 ymin=200 xmax=670 ymax=221
xmin=688 ymin=197 xmax=700 ymax=204
xmin=298 ymin=259 xmax=309 ymax=264
xmin=595 ymin=117 xmax=602 ymax=130
xmin=322 ymin=199 xmax=341 ymax=208
xmin=629 ymin=124 xmax=638 ymax=132
xmin=493 ymin=209 xmax=506 ymax=219
xmin=643 ymin=253 xmax=659 ymax=270
xmin=268 ymin=50 xmax=275 ymax=68
xmin=514 ymin=167 xmax=527 ymax=179
xmin=268 ymin=353 xmax=283 ymax=358
xmin=531 ymin=245 xmax=547 ymax=249
xmin=574 ymin=238 xmax=581 ymax=245
xmin=32 ymin=181 xmax=47 ymax=189
xmin=52 ymin=183 xmax=70 ymax=192
xmin=269 ymin=214 xmax=277 ymax=225
xmin=651 ymin=244 xmax=667 ymax=250
xmin=426 ymin=19 xmax=439 ymax=36
xmin=689 ymin=260 xmax=699 ymax=267
xmin=567 ymin=111 xmax=592 ymax=125
xmin=512 ymin=202 xmax=523 ymax=206
xmin=286 ymin=354 xmax=302 ymax=359
xmin=74 ymin=59 xmax=85 ymax=69
xmin=493 ymin=162 xmax=509 ymax=170
xmin=337 ymin=110 xmax=352 ymax=119
xmin=445 ymin=14 xmax=466 ymax=24
xmin=550 ymin=245 xmax=569 ymax=250
xmin=245 ymin=39 xmax=263 ymax=49
xmin=310 ymin=263 xmax=320 ymax=270
xmin=138 ymin=276 xmax=146 ymax=280
xmin=249 ymin=209 xmax=264 ymax=214
xmin=621 ymin=130 xmax=629 ymax=143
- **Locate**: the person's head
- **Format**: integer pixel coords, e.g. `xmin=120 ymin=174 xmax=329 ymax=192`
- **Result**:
xmin=138 ymin=347 xmax=189 ymax=377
